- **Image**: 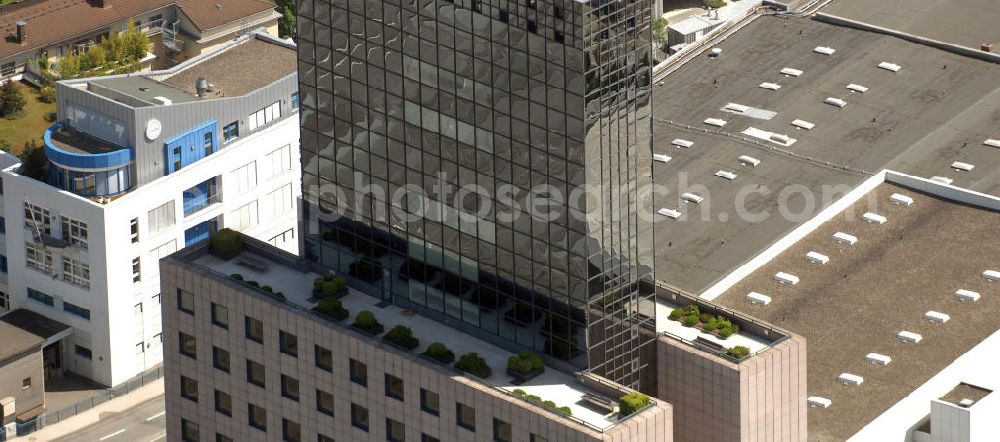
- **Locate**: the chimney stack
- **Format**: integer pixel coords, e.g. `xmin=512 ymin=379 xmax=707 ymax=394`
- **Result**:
xmin=92 ymin=0 xmax=111 ymax=8
xmin=15 ymin=20 xmax=26 ymax=44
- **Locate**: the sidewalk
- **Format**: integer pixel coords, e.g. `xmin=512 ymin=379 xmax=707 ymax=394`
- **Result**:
xmin=14 ymin=379 xmax=164 ymax=441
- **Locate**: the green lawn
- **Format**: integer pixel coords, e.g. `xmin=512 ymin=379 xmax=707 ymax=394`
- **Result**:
xmin=0 ymin=82 xmax=56 ymax=156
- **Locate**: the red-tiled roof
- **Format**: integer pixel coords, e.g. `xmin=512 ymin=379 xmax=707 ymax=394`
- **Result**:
xmin=175 ymin=0 xmax=275 ymax=32
xmin=0 ymin=0 xmax=276 ymax=61
xmin=0 ymin=0 xmax=173 ymax=60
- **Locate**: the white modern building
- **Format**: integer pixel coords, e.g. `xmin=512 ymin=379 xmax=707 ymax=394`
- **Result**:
xmin=0 ymin=31 xmax=300 ymax=387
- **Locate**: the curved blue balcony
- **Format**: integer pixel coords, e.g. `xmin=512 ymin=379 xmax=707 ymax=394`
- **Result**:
xmin=43 ymin=122 xmax=134 ymax=197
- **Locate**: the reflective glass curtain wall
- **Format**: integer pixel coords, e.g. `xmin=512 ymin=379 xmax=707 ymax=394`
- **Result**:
xmin=296 ymin=0 xmax=654 ymax=390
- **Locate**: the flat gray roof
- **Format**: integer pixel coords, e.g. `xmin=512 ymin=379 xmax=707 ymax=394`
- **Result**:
xmin=651 ymin=15 xmax=1000 ymax=293
xmin=91 ymin=76 xmax=198 ymax=106
xmin=161 ymin=37 xmax=297 ymax=99
xmin=821 ymin=0 xmax=1000 ymax=49
xmin=712 ymin=183 xmax=1000 ymax=441
xmin=88 ymin=35 xmax=296 ymax=105
xmin=0 ymin=309 xmax=70 ymax=364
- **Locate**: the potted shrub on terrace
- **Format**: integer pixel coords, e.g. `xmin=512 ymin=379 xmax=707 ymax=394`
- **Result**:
xmin=506 ymin=351 xmax=544 ymax=382
xmin=383 ymin=325 xmax=419 ymax=350
xmin=454 ymin=352 xmax=492 ymax=378
xmin=210 ymin=228 xmax=242 ymax=259
xmin=313 ymin=273 xmax=348 ymax=298
xmin=349 ymin=258 xmax=384 ymax=283
xmin=619 ymin=392 xmax=650 ymax=416
xmin=352 ymin=310 xmax=384 ymax=335
xmin=423 ymin=342 xmax=455 ymax=363
xmin=726 ymin=345 xmax=751 ymax=360
xmin=313 ymin=298 xmax=349 ymax=321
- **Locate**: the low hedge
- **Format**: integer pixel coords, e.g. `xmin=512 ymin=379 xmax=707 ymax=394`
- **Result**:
xmin=455 ymin=352 xmax=492 ymax=378
xmin=210 ymin=228 xmax=242 ymax=259
xmin=383 ymin=325 xmax=419 ymax=350
xmin=314 ymin=298 xmax=348 ymax=320
xmin=423 ymin=342 xmax=455 ymax=363
xmin=511 ymin=389 xmax=572 ymax=416
xmin=726 ymin=345 xmax=750 ymax=360
xmin=507 ymin=352 xmax=543 ymax=374
xmin=619 ymin=392 xmax=650 ymax=415
xmin=353 ymin=310 xmax=381 ymax=332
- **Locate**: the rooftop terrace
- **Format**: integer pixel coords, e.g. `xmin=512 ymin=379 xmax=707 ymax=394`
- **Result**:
xmin=712 ymin=182 xmax=1000 ymax=441
xmin=47 ymin=124 xmax=125 ymax=155
xmin=651 ymin=15 xmax=1000 ymax=293
xmin=186 ymin=240 xmax=656 ymax=432
xmin=86 ymin=35 xmax=296 ymax=105
xmin=649 ymin=285 xmax=786 ymax=362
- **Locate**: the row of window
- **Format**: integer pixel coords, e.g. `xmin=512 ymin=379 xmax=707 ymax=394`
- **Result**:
xmin=26 ymin=243 xmax=95 ymax=290
xmin=177 ymin=295 xmax=551 ymax=442
xmin=23 ymin=203 xmax=89 ymax=248
xmin=27 ymin=287 xmax=91 ymax=320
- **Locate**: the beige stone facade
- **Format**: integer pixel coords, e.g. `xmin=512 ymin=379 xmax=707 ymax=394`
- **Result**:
xmin=160 ymin=247 xmax=672 ymax=442
xmin=657 ymin=334 xmax=807 ymax=442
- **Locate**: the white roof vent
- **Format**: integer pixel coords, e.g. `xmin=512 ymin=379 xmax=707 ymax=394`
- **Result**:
xmin=808 ymin=397 xmax=832 ymax=408
xmin=671 ymin=138 xmax=694 ymax=148
xmin=897 ymin=331 xmax=922 ymax=343
xmin=747 ymin=292 xmax=772 ymax=305
xmin=865 ymin=353 xmax=891 ymax=365
xmin=780 ymin=68 xmax=803 ymax=77
xmin=955 ymin=289 xmax=981 ymax=302
xmin=805 ymin=251 xmax=829 ymax=265
xmin=814 ymin=46 xmax=836 ymax=55
xmin=770 ymin=133 xmax=792 ymax=144
xmin=824 ymin=97 xmax=847 ymax=108
xmin=924 ymin=311 xmax=950 ymax=323
xmin=152 ymin=96 xmax=173 ymax=106
xmin=863 ymin=212 xmax=887 ymax=225
xmin=759 ymin=82 xmax=781 ymax=90
xmin=959 ymin=398 xmax=975 ymax=408
xmin=846 ymin=84 xmax=868 ymax=93
xmin=653 ymin=153 xmax=672 ymax=163
xmin=774 ymin=272 xmax=800 ymax=285
xmin=951 ymin=161 xmax=974 ymax=171
xmin=681 ymin=193 xmax=704 ymax=204
xmin=715 ymin=170 xmax=737 ymax=180
xmin=889 ymin=193 xmax=914 ymax=206
xmin=657 ymin=208 xmax=682 ymax=219
xmin=791 ymin=119 xmax=815 ymax=130
xmin=930 ymin=176 xmax=954 ymax=185
xmin=839 ymin=373 xmax=864 ymax=386
xmin=983 ymin=269 xmax=1000 ymax=282
xmin=704 ymin=118 xmax=727 ymax=127
xmin=738 ymin=155 xmax=761 ymax=167
xmin=878 ymin=62 xmax=902 ymax=72
xmin=723 ymin=103 xmax=750 ymax=113
xmin=833 ymin=232 xmax=857 ymax=245
xmin=984 ymin=139 xmax=1000 ymax=148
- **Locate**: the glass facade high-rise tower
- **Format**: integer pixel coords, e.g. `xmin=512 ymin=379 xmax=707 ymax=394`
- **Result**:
xmin=296 ymin=0 xmax=655 ymax=389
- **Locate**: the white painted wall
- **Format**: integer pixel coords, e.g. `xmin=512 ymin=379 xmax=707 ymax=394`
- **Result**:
xmin=0 ymin=114 xmax=300 ymax=387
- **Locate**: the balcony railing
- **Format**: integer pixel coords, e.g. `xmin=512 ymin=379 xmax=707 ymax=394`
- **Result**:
xmin=183 ymin=193 xmax=221 ymax=217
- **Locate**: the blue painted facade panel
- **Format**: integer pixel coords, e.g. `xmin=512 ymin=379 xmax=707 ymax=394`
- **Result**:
xmin=184 ymin=220 xmax=216 ymax=247
xmin=164 ymin=120 xmax=217 ymax=175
